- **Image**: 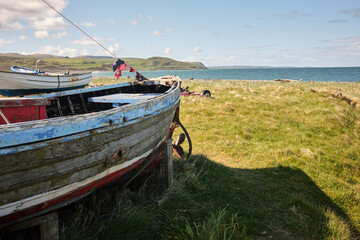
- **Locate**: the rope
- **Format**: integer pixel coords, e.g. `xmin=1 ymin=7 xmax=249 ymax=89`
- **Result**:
xmin=0 ymin=109 xmax=10 ymax=124
xmin=178 ymin=120 xmax=192 ymax=159
xmin=41 ymin=0 xmax=155 ymax=82
xmin=41 ymin=0 xmax=118 ymax=59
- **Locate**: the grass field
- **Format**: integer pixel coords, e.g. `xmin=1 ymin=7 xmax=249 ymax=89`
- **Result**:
xmin=58 ymin=78 xmax=360 ymax=240
xmin=5 ymin=78 xmax=359 ymax=239
xmin=170 ymin=80 xmax=360 ymax=239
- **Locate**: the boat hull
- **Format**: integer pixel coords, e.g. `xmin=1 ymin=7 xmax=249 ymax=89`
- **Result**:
xmin=0 ymin=71 xmax=92 ymax=96
xmin=0 ymin=80 xmax=181 ymax=228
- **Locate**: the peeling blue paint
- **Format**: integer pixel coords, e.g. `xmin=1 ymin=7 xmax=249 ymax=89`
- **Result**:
xmin=0 ymin=83 xmax=181 ymax=156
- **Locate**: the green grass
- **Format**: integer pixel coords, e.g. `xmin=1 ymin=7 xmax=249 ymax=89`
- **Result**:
xmin=174 ymin=80 xmax=360 ymax=239
xmin=11 ymin=78 xmax=357 ymax=240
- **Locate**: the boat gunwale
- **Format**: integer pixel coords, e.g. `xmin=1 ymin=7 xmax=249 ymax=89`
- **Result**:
xmin=0 ymin=80 xmax=181 ymax=150
xmin=0 ymin=70 xmax=92 ymax=77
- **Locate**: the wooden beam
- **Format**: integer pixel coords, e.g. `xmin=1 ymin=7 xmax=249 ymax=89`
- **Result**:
xmin=67 ymin=96 xmax=75 ymax=115
xmin=164 ymin=139 xmax=173 ymax=186
xmin=5 ymin=212 xmax=59 ymax=240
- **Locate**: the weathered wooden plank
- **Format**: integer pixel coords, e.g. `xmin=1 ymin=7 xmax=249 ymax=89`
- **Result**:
xmin=79 ymin=93 xmax=88 ymax=113
xmin=0 ymin=98 xmax=51 ymax=107
xmin=0 ymin=112 xmax=172 ymax=190
xmin=0 ymin=109 xmax=176 ymax=205
xmin=5 ymin=212 xmax=59 ymax=240
xmin=0 ymin=105 xmax=177 ymax=173
xmin=67 ymin=96 xmax=75 ymax=115
xmin=164 ymin=139 xmax=173 ymax=187
xmin=27 ymin=82 xmax=132 ymax=99
xmin=88 ymin=93 xmax=161 ymax=104
xmin=1 ymin=126 xmax=170 ymax=208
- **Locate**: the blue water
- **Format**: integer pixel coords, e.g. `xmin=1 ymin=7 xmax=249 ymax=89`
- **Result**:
xmin=93 ymin=67 xmax=360 ymax=82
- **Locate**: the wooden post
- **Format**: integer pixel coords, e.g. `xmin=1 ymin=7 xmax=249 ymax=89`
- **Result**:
xmin=5 ymin=212 xmax=59 ymax=240
xmin=164 ymin=139 xmax=173 ymax=186
xmin=40 ymin=213 xmax=59 ymax=240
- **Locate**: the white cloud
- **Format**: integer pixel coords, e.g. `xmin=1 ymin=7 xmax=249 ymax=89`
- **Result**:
xmin=19 ymin=35 xmax=27 ymax=40
xmin=314 ymin=37 xmax=360 ymax=62
xmin=34 ymin=30 xmax=67 ymax=39
xmin=107 ymin=43 xmax=121 ymax=56
xmin=30 ymin=17 xmax=67 ymax=30
xmin=38 ymin=45 xmax=79 ymax=57
xmin=324 ymin=37 xmax=360 ymax=43
xmin=0 ymin=21 xmax=24 ymax=30
xmin=72 ymin=37 xmax=97 ymax=46
xmin=54 ymin=31 xmax=67 ymax=38
xmin=147 ymin=16 xmax=153 ymax=22
xmin=81 ymin=49 xmax=90 ymax=56
xmin=162 ymin=47 xmax=171 ymax=54
xmin=152 ymin=28 xmax=173 ymax=37
xmin=180 ymin=56 xmax=201 ymax=62
xmin=81 ymin=21 xmax=95 ymax=27
xmin=0 ymin=38 xmax=14 ymax=48
xmin=344 ymin=43 xmax=360 ymax=55
xmin=152 ymin=30 xmax=162 ymax=36
xmin=192 ymin=46 xmax=201 ymax=52
xmin=0 ymin=0 xmax=68 ymax=30
xmin=35 ymin=30 xmax=50 ymax=38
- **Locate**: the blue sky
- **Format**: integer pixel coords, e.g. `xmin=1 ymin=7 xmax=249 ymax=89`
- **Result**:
xmin=0 ymin=0 xmax=359 ymax=67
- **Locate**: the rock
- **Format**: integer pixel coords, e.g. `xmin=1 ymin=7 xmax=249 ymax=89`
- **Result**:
xmin=300 ymin=148 xmax=315 ymax=159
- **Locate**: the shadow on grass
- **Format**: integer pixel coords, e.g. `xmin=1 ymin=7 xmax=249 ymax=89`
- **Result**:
xmin=161 ymin=154 xmax=360 ymax=240
xmin=2 ymin=154 xmax=358 ymax=240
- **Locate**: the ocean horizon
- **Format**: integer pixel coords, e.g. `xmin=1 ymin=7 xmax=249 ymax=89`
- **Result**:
xmin=94 ymin=66 xmax=360 ymax=82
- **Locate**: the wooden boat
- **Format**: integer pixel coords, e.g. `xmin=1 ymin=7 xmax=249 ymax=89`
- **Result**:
xmin=0 ymin=76 xmax=181 ymax=228
xmin=0 ymin=66 xmax=92 ymax=96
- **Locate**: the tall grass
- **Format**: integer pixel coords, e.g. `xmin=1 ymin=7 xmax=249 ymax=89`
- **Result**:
xmin=58 ymin=79 xmax=360 ymax=239
xmin=61 ymin=79 xmax=360 ymax=239
xmin=6 ymin=78 xmax=357 ymax=239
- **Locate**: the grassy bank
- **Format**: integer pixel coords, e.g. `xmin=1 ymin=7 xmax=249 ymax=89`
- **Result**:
xmin=22 ymin=79 xmax=360 ymax=239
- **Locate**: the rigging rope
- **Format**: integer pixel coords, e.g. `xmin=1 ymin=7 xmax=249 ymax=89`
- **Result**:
xmin=41 ymin=0 xmax=118 ymax=59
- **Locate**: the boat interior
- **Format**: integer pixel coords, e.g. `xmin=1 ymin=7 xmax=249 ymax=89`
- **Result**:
xmin=0 ymin=81 xmax=174 ymax=125
xmin=45 ymin=82 xmax=171 ymax=118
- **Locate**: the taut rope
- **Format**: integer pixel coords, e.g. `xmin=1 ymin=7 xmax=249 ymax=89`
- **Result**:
xmin=41 ymin=0 xmax=118 ymax=59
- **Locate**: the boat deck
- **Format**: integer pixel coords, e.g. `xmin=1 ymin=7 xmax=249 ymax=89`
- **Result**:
xmin=88 ymin=93 xmax=161 ymax=107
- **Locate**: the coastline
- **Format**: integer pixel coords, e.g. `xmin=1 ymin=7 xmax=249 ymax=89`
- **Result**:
xmin=92 ymin=67 xmax=360 ymax=82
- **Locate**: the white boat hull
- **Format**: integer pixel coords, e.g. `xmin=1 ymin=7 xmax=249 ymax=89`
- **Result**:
xmin=0 ymin=71 xmax=92 ymax=96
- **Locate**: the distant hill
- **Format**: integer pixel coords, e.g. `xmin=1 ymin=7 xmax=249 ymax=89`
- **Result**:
xmin=0 ymin=53 xmax=207 ymax=72
xmin=74 ymin=55 xmax=113 ymax=59
xmin=125 ymin=57 xmax=206 ymax=70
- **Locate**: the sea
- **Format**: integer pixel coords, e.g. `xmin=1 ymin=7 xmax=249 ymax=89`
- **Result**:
xmin=93 ymin=67 xmax=360 ymax=82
